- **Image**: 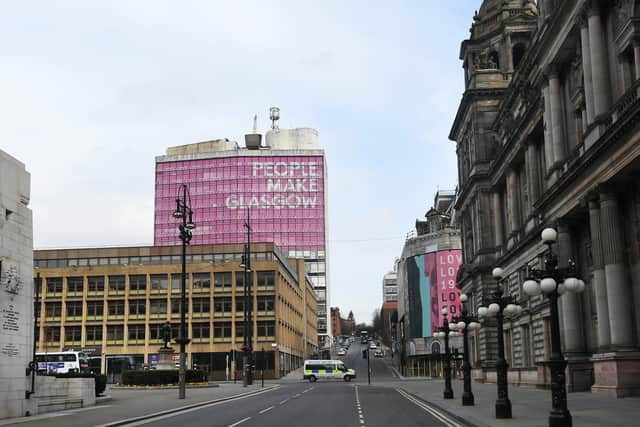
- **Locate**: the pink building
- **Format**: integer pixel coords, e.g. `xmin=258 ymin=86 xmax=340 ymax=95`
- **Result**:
xmin=154 ymin=128 xmax=330 ymax=343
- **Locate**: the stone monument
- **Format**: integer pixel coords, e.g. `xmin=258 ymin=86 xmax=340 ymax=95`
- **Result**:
xmin=156 ymin=321 xmax=177 ymax=370
xmin=0 ymin=149 xmax=33 ymax=419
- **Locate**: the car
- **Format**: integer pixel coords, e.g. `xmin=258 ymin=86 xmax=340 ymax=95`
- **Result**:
xmin=303 ymin=360 xmax=356 ymax=382
xmin=369 ymin=342 xmax=377 ymax=349
xmin=374 ymin=349 xmax=384 ymax=358
xmin=337 ymin=348 xmax=346 ymax=356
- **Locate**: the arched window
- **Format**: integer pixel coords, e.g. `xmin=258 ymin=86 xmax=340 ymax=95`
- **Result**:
xmin=431 ymin=341 xmax=441 ymax=354
xmin=512 ymin=43 xmax=526 ymax=70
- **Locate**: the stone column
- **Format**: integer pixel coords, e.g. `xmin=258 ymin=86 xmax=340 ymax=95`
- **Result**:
xmin=525 ymin=141 xmax=540 ymax=216
xmin=542 ymin=83 xmax=555 ymax=173
xmin=507 ymin=169 xmax=520 ymax=234
xmin=504 ymin=31 xmax=514 ymax=73
xmin=579 ymin=14 xmax=595 ymax=125
xmin=588 ymin=3 xmax=612 ymax=117
xmin=588 ymin=199 xmax=611 ymax=349
xmin=633 ymin=41 xmax=640 ymax=80
xmin=548 ymin=69 xmax=566 ymax=167
xmin=493 ymin=190 xmax=504 ymax=248
xmin=557 ymin=223 xmax=585 ymax=354
xmin=600 ymin=190 xmax=635 ymax=348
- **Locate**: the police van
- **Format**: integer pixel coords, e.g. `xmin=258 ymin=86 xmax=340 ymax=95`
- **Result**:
xmin=303 ymin=359 xmax=356 ymax=382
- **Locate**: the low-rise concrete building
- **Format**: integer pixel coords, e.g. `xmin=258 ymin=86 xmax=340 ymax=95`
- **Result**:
xmin=33 ymin=243 xmax=317 ymax=381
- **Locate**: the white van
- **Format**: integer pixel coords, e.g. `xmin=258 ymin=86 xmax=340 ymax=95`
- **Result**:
xmin=303 ymin=359 xmax=356 ymax=382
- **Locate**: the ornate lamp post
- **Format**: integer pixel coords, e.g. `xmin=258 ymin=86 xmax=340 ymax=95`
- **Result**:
xmin=521 ymin=227 xmax=585 ymax=427
xmin=477 ymin=267 xmax=523 ymax=419
xmin=240 ymin=208 xmax=253 ymax=387
xmin=434 ymin=307 xmax=455 ymax=399
xmin=172 ymin=184 xmax=196 ymax=400
xmin=451 ymin=293 xmax=481 ymax=406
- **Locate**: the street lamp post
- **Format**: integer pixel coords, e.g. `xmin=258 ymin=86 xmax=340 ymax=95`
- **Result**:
xmin=451 ymin=293 xmax=481 ymax=406
xmin=172 ymin=184 xmax=196 ymax=400
xmin=522 ymin=227 xmax=585 ymax=427
xmin=434 ymin=307 xmax=454 ymax=399
xmin=240 ymin=208 xmax=253 ymax=387
xmin=477 ymin=267 xmax=524 ymax=419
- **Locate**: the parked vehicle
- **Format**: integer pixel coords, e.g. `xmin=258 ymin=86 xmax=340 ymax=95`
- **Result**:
xmin=36 ymin=351 xmax=89 ymax=374
xmin=303 ymin=360 xmax=356 ymax=382
xmin=374 ymin=349 xmax=384 ymax=358
xmin=337 ymin=348 xmax=346 ymax=356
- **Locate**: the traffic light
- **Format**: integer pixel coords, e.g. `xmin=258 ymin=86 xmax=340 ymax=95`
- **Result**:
xmin=362 ymin=349 xmax=368 ymax=359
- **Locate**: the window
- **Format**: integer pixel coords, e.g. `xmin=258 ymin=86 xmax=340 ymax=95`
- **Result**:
xmin=65 ymin=326 xmax=82 ymax=342
xmin=45 ymin=302 xmax=62 ymax=317
xmin=67 ymin=277 xmax=84 ymax=294
xmin=257 ymin=271 xmax=275 ymax=288
xmin=150 ymin=274 xmax=168 ymax=291
xmin=129 ymin=300 xmax=146 ymax=316
xmin=257 ymin=296 xmax=275 ymax=312
xmin=108 ymin=275 xmax=125 ymax=292
xmin=171 ymin=299 xmax=183 ymax=315
xmin=235 ymin=271 xmax=253 ymax=288
xmin=214 ymin=272 xmax=232 ymax=288
xmin=213 ymin=322 xmax=232 ymax=338
xmin=235 ymin=299 xmax=244 ymax=313
xmin=46 ymin=278 xmax=63 ymax=293
xmin=192 ymin=298 xmax=210 ymax=313
xmin=235 ymin=322 xmax=245 ymax=337
xmin=128 ymin=324 xmax=146 ymax=341
xmin=88 ymin=276 xmax=104 ymax=292
xmin=86 ymin=301 xmax=103 ymax=317
xmin=170 ymin=273 xmax=182 ymax=293
xmin=107 ymin=325 xmax=124 ymax=341
xmin=86 ymin=326 xmax=102 ymax=342
xmin=257 ymin=321 xmax=275 ymax=337
xmin=150 ymin=300 xmax=167 ymax=315
xmin=108 ymin=301 xmax=125 ymax=316
xmin=192 ymin=323 xmax=210 ymax=340
xmin=522 ymin=325 xmax=533 ymax=367
xmin=213 ymin=297 xmax=232 ymax=314
xmin=193 ymin=273 xmax=211 ymax=291
xmin=66 ymin=302 xmax=83 ymax=318
xmin=129 ymin=275 xmax=147 ymax=292
xmin=149 ymin=323 xmax=164 ymax=341
xmin=46 ymin=327 xmax=60 ymax=343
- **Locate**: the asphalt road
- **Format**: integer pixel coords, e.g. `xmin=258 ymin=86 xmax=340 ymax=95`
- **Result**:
xmin=137 ymin=343 xmax=452 ymax=427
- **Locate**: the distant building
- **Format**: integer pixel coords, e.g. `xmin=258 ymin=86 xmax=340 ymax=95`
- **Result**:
xmin=33 ymin=243 xmax=317 ymax=380
xmin=382 ymin=260 xmax=398 ymax=303
xmin=0 ymin=149 xmax=33 ymax=419
xmin=330 ymin=307 xmax=342 ymax=338
xmin=397 ymin=190 xmax=462 ymax=377
xmin=340 ymin=311 xmax=355 ymax=336
xmin=380 ymin=301 xmax=398 ymax=347
xmin=153 ymin=114 xmax=330 ymax=347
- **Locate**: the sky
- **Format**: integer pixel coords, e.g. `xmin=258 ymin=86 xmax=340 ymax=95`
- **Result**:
xmin=1 ymin=0 xmax=482 ymax=324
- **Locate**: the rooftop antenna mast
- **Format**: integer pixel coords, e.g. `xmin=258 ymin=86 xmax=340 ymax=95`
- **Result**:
xmin=269 ymin=106 xmax=280 ymax=130
xmin=252 ymin=114 xmax=258 ymax=133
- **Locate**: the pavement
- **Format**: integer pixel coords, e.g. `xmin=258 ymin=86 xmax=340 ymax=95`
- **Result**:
xmin=384 ymin=360 xmax=640 ymax=427
xmin=3 ymin=342 xmax=639 ymax=426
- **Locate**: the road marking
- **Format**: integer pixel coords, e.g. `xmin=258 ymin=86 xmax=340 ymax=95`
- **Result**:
xmin=228 ymin=417 xmax=252 ymax=427
xmin=294 ymin=393 xmax=301 ymax=398
xmin=259 ymin=406 xmax=274 ymax=414
xmin=395 ymin=389 xmax=461 ymax=427
xmin=97 ymin=386 xmax=280 ymax=427
xmin=355 ymin=386 xmax=366 ymax=427
xmin=279 ymin=398 xmax=289 ymax=405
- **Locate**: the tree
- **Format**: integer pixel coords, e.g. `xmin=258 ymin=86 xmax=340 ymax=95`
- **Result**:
xmin=372 ymin=309 xmax=383 ymax=339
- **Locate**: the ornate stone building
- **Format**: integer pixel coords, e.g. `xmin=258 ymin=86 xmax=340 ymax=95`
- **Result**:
xmin=450 ymin=0 xmax=640 ymax=396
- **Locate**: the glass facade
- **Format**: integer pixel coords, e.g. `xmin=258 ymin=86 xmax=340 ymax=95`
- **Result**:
xmin=154 ymin=156 xmax=325 ymax=252
xmin=154 ymin=153 xmax=330 ymax=339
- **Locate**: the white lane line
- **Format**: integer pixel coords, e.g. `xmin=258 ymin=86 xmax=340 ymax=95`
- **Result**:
xmin=355 ymin=385 xmax=366 ymax=427
xmin=259 ymin=406 xmax=274 ymax=414
xmin=294 ymin=393 xmax=301 ymax=398
xmin=101 ymin=386 xmax=280 ymax=427
xmin=395 ymin=389 xmax=461 ymax=427
xmin=279 ymin=398 xmax=289 ymax=405
xmin=228 ymin=417 xmax=252 ymax=427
